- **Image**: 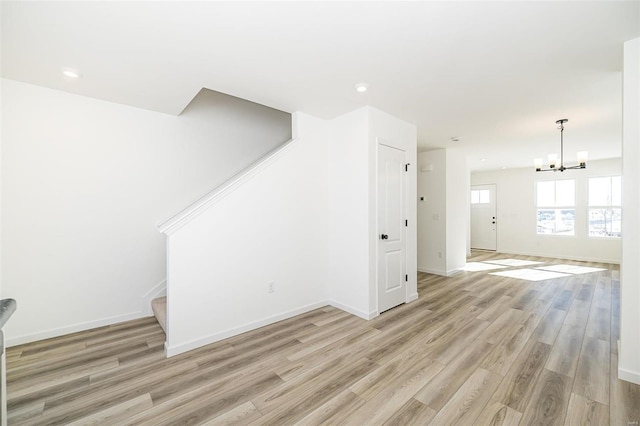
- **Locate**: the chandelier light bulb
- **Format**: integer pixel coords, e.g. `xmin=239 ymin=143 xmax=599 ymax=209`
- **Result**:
xmin=577 ymin=151 xmax=589 ymax=166
xmin=534 ymin=158 xmax=543 ymax=170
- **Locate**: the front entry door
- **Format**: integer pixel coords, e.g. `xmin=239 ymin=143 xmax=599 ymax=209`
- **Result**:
xmin=378 ymin=143 xmax=407 ymax=313
xmin=470 ymin=184 xmax=497 ymax=250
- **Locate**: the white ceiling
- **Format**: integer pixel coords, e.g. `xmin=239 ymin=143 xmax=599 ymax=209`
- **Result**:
xmin=2 ymin=1 xmax=639 ymax=171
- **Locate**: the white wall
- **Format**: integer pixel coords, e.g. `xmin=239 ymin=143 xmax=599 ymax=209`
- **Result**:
xmin=164 ymin=107 xmax=417 ymax=356
xmin=2 ymin=78 xmax=419 ymax=352
xmin=327 ymin=107 xmax=417 ymax=318
xmin=370 ymin=108 xmax=418 ymax=307
xmin=445 ymin=149 xmax=469 ymax=273
xmin=417 ymin=150 xmax=446 ymax=274
xmin=471 ymin=158 xmax=622 ymax=264
xmin=178 ymin=89 xmax=291 ymax=200
xmin=327 ymin=108 xmax=371 ymax=318
xmin=620 ymin=37 xmax=640 ymax=385
xmin=0 ymin=78 xmax=3 ymax=300
xmin=165 ymin=113 xmax=328 ymax=356
xmin=417 ymin=149 xmax=468 ymax=275
xmin=1 ymin=79 xmax=290 ymax=345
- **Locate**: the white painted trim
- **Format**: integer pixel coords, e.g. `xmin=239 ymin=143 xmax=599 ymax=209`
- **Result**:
xmin=6 ymin=311 xmax=146 ymax=347
xmin=407 ymin=292 xmax=419 ymax=303
xmin=167 ymin=298 xmax=387 ymax=357
xmin=141 ymin=280 xmax=167 ymax=316
xmin=418 ymin=267 xmax=461 ymax=277
xmin=158 ymin=138 xmax=296 ymax=235
xmin=418 ymin=267 xmax=445 ymax=275
xmin=329 ymin=300 xmax=378 ymax=320
xmin=166 ymin=301 xmax=326 ymax=357
xmin=618 ymin=367 xmax=640 ymax=385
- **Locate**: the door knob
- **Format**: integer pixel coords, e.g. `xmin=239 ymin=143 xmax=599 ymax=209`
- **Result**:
xmin=381 ymin=234 xmax=389 ymax=240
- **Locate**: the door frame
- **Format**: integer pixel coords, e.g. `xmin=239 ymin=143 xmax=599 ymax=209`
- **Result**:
xmin=470 ymin=183 xmax=498 ymax=251
xmin=376 ymin=140 xmax=410 ymax=314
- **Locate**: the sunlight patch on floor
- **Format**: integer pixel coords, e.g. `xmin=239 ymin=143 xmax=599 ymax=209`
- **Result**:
xmin=460 ymin=262 xmax=507 ymax=272
xmin=536 ymin=264 xmax=606 ymax=275
xmin=490 ymin=268 xmax=570 ymax=281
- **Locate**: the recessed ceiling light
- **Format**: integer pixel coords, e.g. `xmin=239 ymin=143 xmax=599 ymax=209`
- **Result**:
xmin=355 ymin=83 xmax=368 ymax=93
xmin=62 ymin=68 xmax=80 ymax=79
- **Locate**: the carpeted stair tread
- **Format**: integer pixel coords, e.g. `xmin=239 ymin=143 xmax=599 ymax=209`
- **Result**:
xmin=151 ymin=296 xmax=167 ymax=333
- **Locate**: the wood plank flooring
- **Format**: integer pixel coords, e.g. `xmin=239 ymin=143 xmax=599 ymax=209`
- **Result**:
xmin=6 ymin=252 xmax=640 ymax=425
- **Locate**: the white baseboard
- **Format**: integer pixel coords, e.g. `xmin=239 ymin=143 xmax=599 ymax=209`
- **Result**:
xmin=142 ymin=280 xmax=167 ymax=316
xmin=618 ymin=338 xmax=640 ymax=384
xmin=8 ymin=281 xmax=167 ymax=347
xmin=328 ymin=300 xmax=377 ymax=320
xmin=166 ymin=298 xmax=388 ymax=357
xmin=418 ymin=266 xmax=444 ymax=275
xmin=165 ymin=301 xmax=327 ymax=357
xmin=618 ymin=366 xmax=640 ymax=385
xmin=418 ymin=267 xmax=460 ymax=277
xmin=6 ymin=311 xmax=146 ymax=347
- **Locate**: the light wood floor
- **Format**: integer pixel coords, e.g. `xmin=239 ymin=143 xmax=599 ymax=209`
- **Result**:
xmin=6 ymin=252 xmax=640 ymax=425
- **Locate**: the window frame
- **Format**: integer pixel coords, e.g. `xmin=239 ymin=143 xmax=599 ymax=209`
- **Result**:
xmin=535 ymin=179 xmax=576 ymax=237
xmin=471 ymin=189 xmax=491 ymax=205
xmin=587 ymin=175 xmax=621 ymax=239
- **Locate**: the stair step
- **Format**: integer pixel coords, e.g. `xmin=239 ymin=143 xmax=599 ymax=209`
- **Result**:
xmin=151 ymin=296 xmax=167 ymax=333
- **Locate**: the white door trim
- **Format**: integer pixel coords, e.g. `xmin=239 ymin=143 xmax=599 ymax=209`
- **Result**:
xmin=376 ymin=141 xmax=409 ymax=313
xmin=470 ymin=184 xmax=497 ymax=251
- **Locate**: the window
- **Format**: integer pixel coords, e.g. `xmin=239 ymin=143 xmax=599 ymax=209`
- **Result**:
xmin=536 ymin=180 xmax=575 ymax=235
xmin=588 ymin=176 xmax=621 ymax=238
xmin=471 ymin=189 xmax=490 ymax=204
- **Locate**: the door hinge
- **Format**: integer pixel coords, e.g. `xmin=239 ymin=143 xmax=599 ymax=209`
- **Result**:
xmin=405 ymin=274 xmax=408 ymax=282
xmin=405 ymin=163 xmax=410 ymax=172
xmin=405 ymin=219 xmax=408 ymax=227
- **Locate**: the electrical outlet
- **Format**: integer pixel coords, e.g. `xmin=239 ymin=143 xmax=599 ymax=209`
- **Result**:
xmin=268 ymin=282 xmax=275 ymax=293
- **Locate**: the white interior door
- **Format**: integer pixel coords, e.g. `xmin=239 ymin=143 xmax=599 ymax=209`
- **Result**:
xmin=470 ymin=184 xmax=497 ymax=250
xmin=378 ymin=144 xmax=407 ymax=313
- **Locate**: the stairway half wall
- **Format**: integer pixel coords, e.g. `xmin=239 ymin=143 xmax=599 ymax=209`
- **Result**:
xmin=162 ymin=113 xmax=330 ymax=356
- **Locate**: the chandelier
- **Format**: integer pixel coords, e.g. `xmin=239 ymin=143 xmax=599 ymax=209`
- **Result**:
xmin=534 ymin=119 xmax=588 ymax=172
